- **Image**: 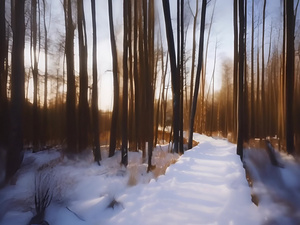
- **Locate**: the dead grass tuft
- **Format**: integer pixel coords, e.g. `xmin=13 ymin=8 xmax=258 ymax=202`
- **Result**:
xmin=127 ymin=165 xmax=138 ymax=186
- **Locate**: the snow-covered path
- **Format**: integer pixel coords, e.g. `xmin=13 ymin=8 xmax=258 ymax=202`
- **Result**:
xmin=102 ymin=135 xmax=262 ymax=225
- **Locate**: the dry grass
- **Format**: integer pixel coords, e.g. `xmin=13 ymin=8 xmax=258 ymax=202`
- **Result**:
xmin=127 ymin=164 xmax=138 ymax=186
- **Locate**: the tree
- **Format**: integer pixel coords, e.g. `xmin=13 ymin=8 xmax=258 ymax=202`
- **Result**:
xmin=233 ymin=0 xmax=238 ymax=141
xmin=261 ymin=0 xmax=267 ymax=137
xmin=0 ymin=0 xmax=8 ymax=148
xmin=237 ymin=0 xmax=245 ymax=159
xmin=250 ymin=0 xmax=255 ymax=138
xmin=285 ymin=0 xmax=295 ymax=154
xmin=42 ymin=0 xmax=49 ymax=146
xmin=91 ymin=0 xmax=101 ymax=163
xmin=7 ymin=0 xmax=26 ymax=180
xmin=188 ymin=0 xmax=199 ymax=124
xmin=64 ymin=0 xmax=77 ymax=153
xmin=77 ymin=0 xmax=89 ymax=151
xmin=162 ymin=0 xmax=180 ymax=153
xmin=108 ymin=0 xmax=119 ymax=157
xmin=122 ymin=0 xmax=129 ymax=166
xmin=31 ymin=0 xmax=40 ymax=151
xmin=179 ymin=0 xmax=184 ymax=154
xmin=188 ymin=0 xmax=207 ymax=149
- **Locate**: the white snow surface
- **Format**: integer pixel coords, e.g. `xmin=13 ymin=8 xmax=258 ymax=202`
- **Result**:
xmin=1 ymin=134 xmax=263 ymax=225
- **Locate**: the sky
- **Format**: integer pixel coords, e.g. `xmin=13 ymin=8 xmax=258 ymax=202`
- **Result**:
xmin=22 ymin=0 xmax=285 ymax=111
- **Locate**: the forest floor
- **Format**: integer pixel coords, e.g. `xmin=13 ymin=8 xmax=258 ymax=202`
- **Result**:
xmin=0 ymin=134 xmax=299 ymax=225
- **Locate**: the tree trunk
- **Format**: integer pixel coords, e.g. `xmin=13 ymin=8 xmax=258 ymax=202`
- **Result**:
xmin=261 ymin=0 xmax=267 ymax=138
xmin=250 ymin=0 xmax=255 ymax=138
xmin=188 ymin=0 xmax=207 ymax=149
xmin=122 ymin=0 xmax=129 ymax=167
xmin=237 ymin=0 xmax=245 ymax=159
xmin=133 ymin=0 xmax=140 ymax=151
xmin=162 ymin=0 xmax=179 ymax=153
xmin=0 ymin=0 xmax=8 ymax=148
xmin=286 ymin=0 xmax=295 ymax=154
xmin=78 ymin=0 xmax=89 ymax=151
xmin=179 ymin=0 xmax=184 ymax=154
xmin=233 ymin=0 xmax=238 ymax=142
xmin=108 ymin=0 xmax=119 ymax=157
xmin=7 ymin=0 xmax=25 ymax=180
xmin=189 ymin=0 xmax=199 ymax=120
xmin=31 ymin=0 xmax=40 ymax=151
xmin=91 ymin=0 xmax=101 ymax=163
xmin=243 ymin=0 xmax=249 ymax=142
xmin=64 ymin=0 xmax=77 ymax=153
xmin=42 ymin=0 xmax=48 ymax=147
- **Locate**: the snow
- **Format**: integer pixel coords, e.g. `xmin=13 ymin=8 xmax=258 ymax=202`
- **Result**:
xmin=0 ymin=134 xmax=298 ymax=225
xmin=244 ymin=147 xmax=300 ymax=225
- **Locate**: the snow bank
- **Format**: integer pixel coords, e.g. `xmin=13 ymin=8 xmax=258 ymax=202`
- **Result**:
xmin=244 ymin=147 xmax=300 ymax=225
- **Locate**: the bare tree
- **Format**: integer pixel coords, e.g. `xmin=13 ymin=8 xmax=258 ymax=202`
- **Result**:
xmin=188 ymin=0 xmax=207 ymax=149
xmin=261 ymin=0 xmax=267 ymax=137
xmin=31 ymin=0 xmax=40 ymax=151
xmin=77 ymin=0 xmax=89 ymax=151
xmin=108 ymin=0 xmax=119 ymax=157
xmin=91 ymin=0 xmax=101 ymax=163
xmin=64 ymin=0 xmax=77 ymax=153
xmin=122 ymin=0 xmax=129 ymax=166
xmin=286 ymin=0 xmax=295 ymax=154
xmin=237 ymin=0 xmax=245 ymax=159
xmin=0 ymin=0 xmax=8 ymax=148
xmin=162 ymin=0 xmax=180 ymax=153
xmin=42 ymin=0 xmax=49 ymax=146
xmin=233 ymin=0 xmax=238 ymax=141
xmin=250 ymin=0 xmax=255 ymax=138
xmin=7 ymin=0 xmax=26 ymax=180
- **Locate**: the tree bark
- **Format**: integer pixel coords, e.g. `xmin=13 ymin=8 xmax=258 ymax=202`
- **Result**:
xmin=91 ymin=0 xmax=101 ymax=163
xmin=31 ymin=0 xmax=40 ymax=151
xmin=189 ymin=0 xmax=199 ymax=121
xmin=237 ymin=0 xmax=245 ymax=159
xmin=261 ymin=0 xmax=267 ymax=138
xmin=78 ymin=0 xmax=89 ymax=151
xmin=64 ymin=0 xmax=77 ymax=153
xmin=188 ymin=0 xmax=207 ymax=149
xmin=0 ymin=0 xmax=8 ymax=148
xmin=122 ymin=0 xmax=129 ymax=166
xmin=162 ymin=0 xmax=179 ymax=153
xmin=108 ymin=0 xmax=119 ymax=157
xmin=42 ymin=0 xmax=48 ymax=146
xmin=7 ymin=0 xmax=26 ymax=180
xmin=250 ymin=0 xmax=255 ymax=138
xmin=286 ymin=0 xmax=295 ymax=154
xmin=233 ymin=0 xmax=238 ymax=142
